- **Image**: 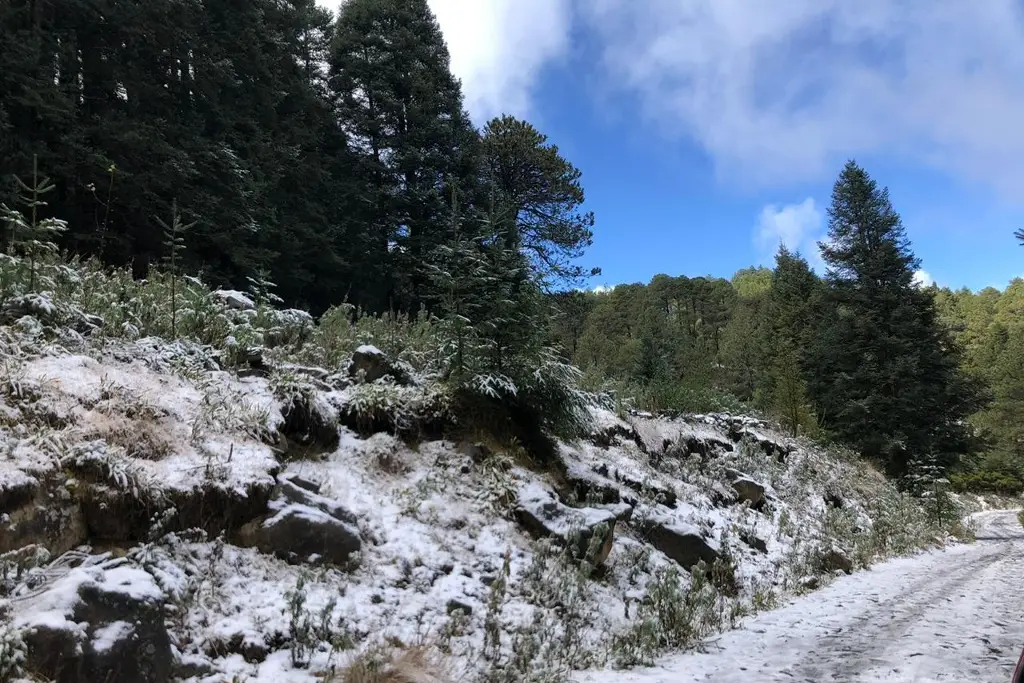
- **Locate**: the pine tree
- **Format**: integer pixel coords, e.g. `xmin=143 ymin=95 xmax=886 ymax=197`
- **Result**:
xmin=480 ymin=115 xmax=598 ymax=288
xmin=156 ymin=199 xmax=195 ymax=338
xmin=812 ymin=161 xmax=987 ymax=475
xmin=772 ymin=343 xmax=814 ymax=437
xmin=329 ymin=0 xmax=480 ymax=312
xmin=1 ymin=156 xmax=67 ymax=293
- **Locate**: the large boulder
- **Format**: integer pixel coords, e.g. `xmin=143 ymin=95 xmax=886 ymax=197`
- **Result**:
xmin=639 ymin=514 xmax=721 ymax=571
xmin=16 ymin=561 xmax=173 ymax=683
xmin=514 ymin=483 xmax=617 ymax=565
xmin=821 ymin=547 xmax=854 ymax=574
xmin=236 ymin=473 xmax=362 ymax=567
xmin=279 ymin=391 xmax=340 ymax=454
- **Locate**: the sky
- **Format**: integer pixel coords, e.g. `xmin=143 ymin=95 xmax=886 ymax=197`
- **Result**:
xmin=321 ymin=0 xmax=1024 ymax=293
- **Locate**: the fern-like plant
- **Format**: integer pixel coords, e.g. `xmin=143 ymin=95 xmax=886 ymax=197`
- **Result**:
xmin=155 ymin=199 xmax=196 ymax=338
xmin=1 ymin=155 xmax=67 ymax=293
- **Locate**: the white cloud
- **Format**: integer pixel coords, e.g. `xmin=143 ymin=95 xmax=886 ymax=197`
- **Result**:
xmin=913 ymin=269 xmax=935 ymax=288
xmin=318 ymin=0 xmax=572 ymax=122
xmin=428 ymin=0 xmax=572 ymax=120
xmin=580 ymin=1 xmax=1024 ymax=199
xmin=591 ymin=284 xmax=616 ymax=294
xmin=755 ymin=198 xmax=825 ymax=269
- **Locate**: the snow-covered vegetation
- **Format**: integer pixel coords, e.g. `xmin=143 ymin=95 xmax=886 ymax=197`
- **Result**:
xmin=0 ymin=246 xmax=978 ymax=683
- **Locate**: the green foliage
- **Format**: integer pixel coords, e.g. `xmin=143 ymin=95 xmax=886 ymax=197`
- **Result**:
xmin=807 ymin=161 xmax=987 ymax=476
xmin=481 ymin=115 xmax=597 ymax=289
xmin=1 ymin=156 xmax=66 ymax=294
xmin=611 ymin=562 xmax=726 ymax=668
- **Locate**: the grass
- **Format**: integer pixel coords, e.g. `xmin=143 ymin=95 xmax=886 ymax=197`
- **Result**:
xmin=329 ymin=644 xmax=452 ymax=683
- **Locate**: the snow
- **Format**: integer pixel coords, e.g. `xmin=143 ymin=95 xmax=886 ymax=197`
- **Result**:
xmin=0 ymin=332 xmax=1006 ymax=682
xmin=91 ymin=620 xmax=134 ymax=653
xmin=355 ymin=344 xmax=384 ymax=357
xmin=577 ymin=510 xmax=1024 ymax=683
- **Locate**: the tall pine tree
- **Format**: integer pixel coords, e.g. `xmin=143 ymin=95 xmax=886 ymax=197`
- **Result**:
xmin=811 ymin=161 xmax=987 ymax=475
xmin=329 ymin=0 xmax=480 ymax=312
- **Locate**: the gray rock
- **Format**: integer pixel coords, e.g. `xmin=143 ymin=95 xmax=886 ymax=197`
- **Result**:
xmin=279 ymin=392 xmax=339 ymax=453
xmin=279 ymin=472 xmax=322 ymax=494
xmin=276 ymin=474 xmax=358 ymax=525
xmin=349 ymin=345 xmax=412 ymax=385
xmin=238 ymin=502 xmax=361 ymax=567
xmin=731 ymin=478 xmax=767 ymax=510
xmin=514 ymin=483 xmax=617 ymax=565
xmin=19 ymin=562 xmax=172 ymax=683
xmin=740 ymin=530 xmax=768 ymax=553
xmin=598 ymin=501 xmax=635 ymax=522
xmin=639 ymin=514 xmax=721 ymax=571
xmin=821 ymin=547 xmax=854 ymax=574
xmin=446 ymin=599 xmax=473 ymax=616
xmin=212 ymin=289 xmax=256 ymax=311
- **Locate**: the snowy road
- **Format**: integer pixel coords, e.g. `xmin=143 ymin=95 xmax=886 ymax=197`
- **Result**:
xmin=581 ymin=510 xmax=1024 ymax=683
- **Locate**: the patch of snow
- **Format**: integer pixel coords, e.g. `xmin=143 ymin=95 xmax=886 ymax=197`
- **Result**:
xmin=91 ymin=620 xmax=133 ymax=652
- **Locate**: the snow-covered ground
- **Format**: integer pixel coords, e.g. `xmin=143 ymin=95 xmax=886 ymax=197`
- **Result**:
xmin=0 ymin=320 xmax=999 ymax=683
xmin=579 ymin=509 xmax=1024 ymax=683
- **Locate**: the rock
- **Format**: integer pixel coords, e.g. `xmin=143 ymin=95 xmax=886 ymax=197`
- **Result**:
xmin=17 ymin=561 xmax=173 ymax=683
xmin=708 ymin=481 xmax=737 ymax=507
xmin=639 ymin=515 xmax=721 ymax=571
xmin=610 ymin=469 xmax=677 ymax=508
xmin=514 ymin=483 xmax=617 ymax=565
xmin=279 ymin=392 xmax=340 ymax=454
xmin=590 ymin=418 xmax=647 ymax=453
xmin=821 ymin=547 xmax=854 ymax=574
xmin=740 ymin=530 xmax=768 ymax=553
xmin=276 ymin=474 xmax=359 ymax=525
xmin=173 ymin=653 xmax=217 ymax=679
xmin=349 ymin=345 xmax=412 ymax=385
xmin=236 ymin=475 xmax=362 ymax=567
xmin=800 ymin=575 xmax=821 ymax=591
xmin=0 ymin=478 xmax=87 ymax=556
xmin=280 ymin=472 xmax=321 ymax=494
xmin=446 ymin=599 xmax=473 ymax=616
xmin=212 ymin=289 xmax=256 ymax=311
xmin=237 ymin=503 xmax=361 ymax=567
xmin=598 ymin=501 xmax=635 ymax=522
xmin=824 ymin=488 xmax=845 ymax=509
xmin=731 ymin=478 xmax=767 ymax=510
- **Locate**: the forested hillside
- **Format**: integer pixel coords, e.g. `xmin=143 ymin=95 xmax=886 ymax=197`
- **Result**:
xmin=552 ymin=164 xmax=999 ymax=487
xmin=0 ymin=0 xmax=1019 ymax=491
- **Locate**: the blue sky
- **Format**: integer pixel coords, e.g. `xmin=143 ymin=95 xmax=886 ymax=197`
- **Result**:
xmin=327 ymin=0 xmax=1024 ymax=292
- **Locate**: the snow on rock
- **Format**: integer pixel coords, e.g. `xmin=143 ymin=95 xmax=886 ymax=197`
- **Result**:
xmin=236 ymin=473 xmax=362 ymax=566
xmin=350 ymin=344 xmax=414 ymax=385
xmin=212 ymin=289 xmax=256 ymax=311
xmin=13 ymin=559 xmax=172 ymax=683
xmin=514 ymin=481 xmax=617 ymax=564
xmin=638 ymin=510 xmax=722 ymax=572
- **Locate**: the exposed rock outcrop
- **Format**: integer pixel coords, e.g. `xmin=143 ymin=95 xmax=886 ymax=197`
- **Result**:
xmin=514 ymin=483 xmax=617 ymax=565
xmin=17 ymin=561 xmax=173 ymax=683
xmin=235 ymin=473 xmax=362 ymax=567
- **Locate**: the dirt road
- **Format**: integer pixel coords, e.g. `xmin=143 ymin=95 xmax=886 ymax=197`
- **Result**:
xmin=580 ymin=509 xmax=1024 ymax=683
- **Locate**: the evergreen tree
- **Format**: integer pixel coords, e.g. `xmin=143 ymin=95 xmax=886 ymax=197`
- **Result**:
xmin=480 ymin=115 xmax=597 ymax=288
xmin=811 ymin=161 xmax=987 ymax=475
xmin=772 ymin=344 xmax=814 ymax=437
xmin=329 ymin=0 xmax=480 ymax=312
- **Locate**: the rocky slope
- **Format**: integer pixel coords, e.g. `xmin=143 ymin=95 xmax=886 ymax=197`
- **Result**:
xmin=0 ymin=297 xmax=975 ymax=683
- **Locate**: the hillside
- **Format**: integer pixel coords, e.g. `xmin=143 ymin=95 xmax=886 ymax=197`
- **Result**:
xmin=0 ymin=256 xmax=977 ymax=683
